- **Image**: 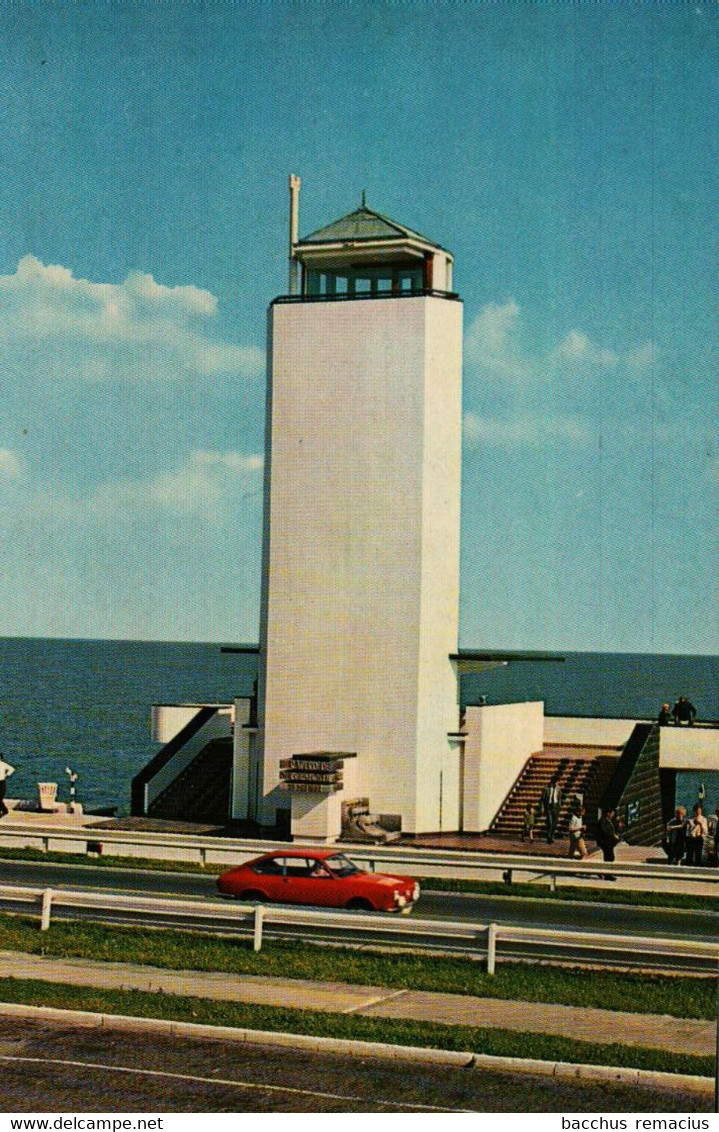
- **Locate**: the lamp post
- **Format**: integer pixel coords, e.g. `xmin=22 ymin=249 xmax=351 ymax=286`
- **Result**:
xmin=65 ymin=766 xmax=78 ymax=809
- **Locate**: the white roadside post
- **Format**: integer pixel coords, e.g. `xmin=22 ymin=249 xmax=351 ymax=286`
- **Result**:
xmin=253 ymin=905 xmax=265 ymax=952
xmin=40 ymin=888 xmax=53 ymax=931
xmin=487 ymin=922 xmax=497 ymax=975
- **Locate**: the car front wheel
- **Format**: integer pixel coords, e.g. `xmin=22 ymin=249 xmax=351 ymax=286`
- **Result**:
xmin=345 ymin=897 xmax=374 ymax=912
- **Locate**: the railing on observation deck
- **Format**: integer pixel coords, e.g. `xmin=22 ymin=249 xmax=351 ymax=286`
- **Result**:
xmin=272 ymin=288 xmax=460 ymax=305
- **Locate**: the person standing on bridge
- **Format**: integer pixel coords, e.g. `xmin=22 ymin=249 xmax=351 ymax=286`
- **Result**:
xmin=708 ymin=803 xmax=719 ymax=867
xmin=657 ymin=703 xmax=672 ymax=726
xmin=684 ymin=803 xmax=708 ymax=866
xmin=521 ymin=801 xmax=536 ymax=843
xmin=567 ymin=803 xmax=588 ymax=859
xmin=596 ymin=807 xmax=621 ymax=874
xmin=541 ymin=775 xmax=563 ymax=844
xmin=672 ymin=696 xmax=697 ymax=726
xmin=663 ymin=806 xmax=688 ymax=864
xmin=0 ymin=757 xmax=16 ymax=818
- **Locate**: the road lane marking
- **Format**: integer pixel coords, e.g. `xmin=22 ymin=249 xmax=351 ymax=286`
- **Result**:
xmin=0 ymin=1055 xmax=475 ymax=1112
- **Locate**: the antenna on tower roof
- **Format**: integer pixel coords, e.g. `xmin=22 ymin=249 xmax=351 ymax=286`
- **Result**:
xmin=361 ymin=190 xmax=367 ymax=208
xmin=288 ymin=174 xmax=301 ymax=295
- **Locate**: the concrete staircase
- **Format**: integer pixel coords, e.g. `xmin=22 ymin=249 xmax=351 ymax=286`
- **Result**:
xmin=148 ymin=737 xmax=233 ymax=825
xmin=489 ymin=749 xmax=620 ymax=840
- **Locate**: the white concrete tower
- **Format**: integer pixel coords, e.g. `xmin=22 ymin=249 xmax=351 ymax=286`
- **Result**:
xmin=253 ymin=181 xmax=463 ymax=835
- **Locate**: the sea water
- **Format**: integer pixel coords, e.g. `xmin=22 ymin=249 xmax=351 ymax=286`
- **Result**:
xmin=0 ymin=637 xmax=716 ymax=815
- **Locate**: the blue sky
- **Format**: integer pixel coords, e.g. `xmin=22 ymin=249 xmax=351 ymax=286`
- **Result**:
xmin=0 ymin=2 xmax=715 ymax=653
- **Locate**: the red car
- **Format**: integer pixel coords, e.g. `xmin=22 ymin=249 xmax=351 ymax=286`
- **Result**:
xmin=217 ymin=849 xmax=420 ymax=913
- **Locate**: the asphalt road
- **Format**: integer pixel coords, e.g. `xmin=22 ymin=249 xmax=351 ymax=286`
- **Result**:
xmin=0 ymin=1017 xmax=711 ymax=1113
xmin=0 ymin=858 xmax=714 ymax=942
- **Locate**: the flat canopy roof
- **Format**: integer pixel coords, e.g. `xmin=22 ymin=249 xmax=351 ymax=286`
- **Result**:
xmin=221 ymin=645 xmax=565 ymax=673
xmin=451 ymin=650 xmax=565 ymax=674
xmin=451 ymin=650 xmax=565 ymax=662
xmin=222 ymin=646 xmax=564 ymax=659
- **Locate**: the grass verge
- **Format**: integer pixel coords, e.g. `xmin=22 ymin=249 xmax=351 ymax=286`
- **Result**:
xmin=2 ymin=846 xmax=717 ymax=913
xmin=0 ymin=847 xmax=210 ymax=875
xmin=0 ymin=915 xmax=714 ymax=1020
xmin=0 ymin=977 xmax=711 ymax=1078
xmin=427 ymin=877 xmax=719 ymax=913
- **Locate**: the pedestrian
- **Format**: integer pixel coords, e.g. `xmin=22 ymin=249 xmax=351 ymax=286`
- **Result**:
xmin=657 ymin=703 xmax=672 ymax=726
xmin=709 ymin=803 xmax=719 ymax=867
xmin=541 ymin=775 xmax=563 ymax=844
xmin=663 ymin=806 xmax=687 ymax=864
xmin=521 ymin=801 xmax=536 ymax=843
xmin=0 ymin=757 xmax=16 ymax=818
xmin=683 ymin=803 xmax=708 ymax=867
xmin=567 ymin=803 xmax=588 ymax=860
xmin=672 ymin=696 xmax=697 ymax=726
xmin=596 ymin=807 xmax=620 ymax=877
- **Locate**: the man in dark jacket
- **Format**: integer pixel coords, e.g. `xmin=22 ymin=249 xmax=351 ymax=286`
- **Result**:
xmin=0 ymin=757 xmax=15 ymax=818
xmin=672 ymin=696 xmax=697 ymax=726
xmin=657 ymin=703 xmax=672 ymax=726
xmin=663 ymin=806 xmax=687 ymax=864
xmin=541 ymin=776 xmax=563 ymax=844
xmin=596 ymin=808 xmax=620 ymax=878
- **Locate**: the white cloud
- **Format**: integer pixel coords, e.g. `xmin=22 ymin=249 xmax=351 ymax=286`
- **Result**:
xmin=463 ymin=298 xmax=663 ymax=450
xmin=553 ymin=329 xmax=618 ymax=369
xmin=0 ymin=448 xmax=21 ymax=479
xmin=0 ymin=448 xmax=264 ymax=532
xmin=462 ymin=413 xmax=483 ymax=446
xmin=0 ymin=447 xmax=266 ymax=639
xmin=464 ymin=298 xmax=527 ymax=378
xmin=89 ymin=449 xmax=264 ymax=522
xmin=464 ymin=411 xmax=592 ymax=449
xmin=0 ymin=255 xmax=264 ymax=381
xmin=625 ymin=341 xmax=659 ymax=372
xmin=465 ymin=297 xmax=648 ymax=382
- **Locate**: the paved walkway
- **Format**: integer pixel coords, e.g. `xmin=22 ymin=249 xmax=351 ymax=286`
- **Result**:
xmin=1 ymin=951 xmax=713 ymax=1058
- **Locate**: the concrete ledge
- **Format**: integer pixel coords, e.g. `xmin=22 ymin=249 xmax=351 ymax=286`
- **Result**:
xmin=0 ymin=1001 xmax=711 ymax=1095
xmin=0 ymin=1001 xmax=103 ymax=1028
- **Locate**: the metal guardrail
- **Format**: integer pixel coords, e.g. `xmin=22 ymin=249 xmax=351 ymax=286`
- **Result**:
xmin=0 ymin=884 xmax=716 ymax=975
xmin=0 ymin=823 xmax=716 ymax=890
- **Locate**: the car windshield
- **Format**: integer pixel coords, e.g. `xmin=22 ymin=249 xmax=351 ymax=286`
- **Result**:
xmin=325 ymin=853 xmax=362 ymax=877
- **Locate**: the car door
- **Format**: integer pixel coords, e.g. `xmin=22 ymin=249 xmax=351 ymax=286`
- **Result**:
xmin=248 ymin=854 xmax=285 ymax=900
xmin=301 ymin=859 xmax=343 ymax=907
xmin=278 ymin=855 xmax=317 ymax=904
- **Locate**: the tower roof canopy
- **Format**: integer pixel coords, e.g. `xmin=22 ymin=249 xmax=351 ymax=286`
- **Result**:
xmin=289 ymin=195 xmax=455 ymax=295
xmin=300 ymin=204 xmax=443 ymax=251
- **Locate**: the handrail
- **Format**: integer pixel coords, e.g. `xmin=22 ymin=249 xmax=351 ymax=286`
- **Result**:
xmin=130 ymin=706 xmax=218 ymax=815
xmin=272 ymin=289 xmax=460 ymax=305
xmin=0 ymin=884 xmax=714 ymax=973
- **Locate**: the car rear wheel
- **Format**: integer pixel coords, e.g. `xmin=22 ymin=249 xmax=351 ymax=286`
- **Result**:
xmin=345 ymin=897 xmax=374 ymax=912
xmin=239 ymin=890 xmax=267 ymax=903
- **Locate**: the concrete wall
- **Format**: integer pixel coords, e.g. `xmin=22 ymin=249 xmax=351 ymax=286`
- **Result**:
xmin=431 ymin=252 xmax=452 ymax=292
xmin=146 ymin=709 xmax=232 ymax=810
xmin=290 ymin=760 xmax=358 ymax=843
xmin=603 ymin=725 xmax=664 ymax=846
xmin=152 ymin=704 xmax=235 ymax=745
xmin=659 ymin=726 xmax=719 ymax=770
xmin=462 ymin=702 xmax=544 ymax=832
xmin=231 ymin=697 xmax=252 ymax=820
xmin=544 ymin=716 xmax=719 ymax=773
xmin=258 ymin=295 xmax=463 ymax=833
xmin=152 ymin=706 xmax=204 ymax=745
xmin=415 ymin=297 xmax=463 ymax=831
xmin=544 ymin=716 xmax=638 ymax=748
